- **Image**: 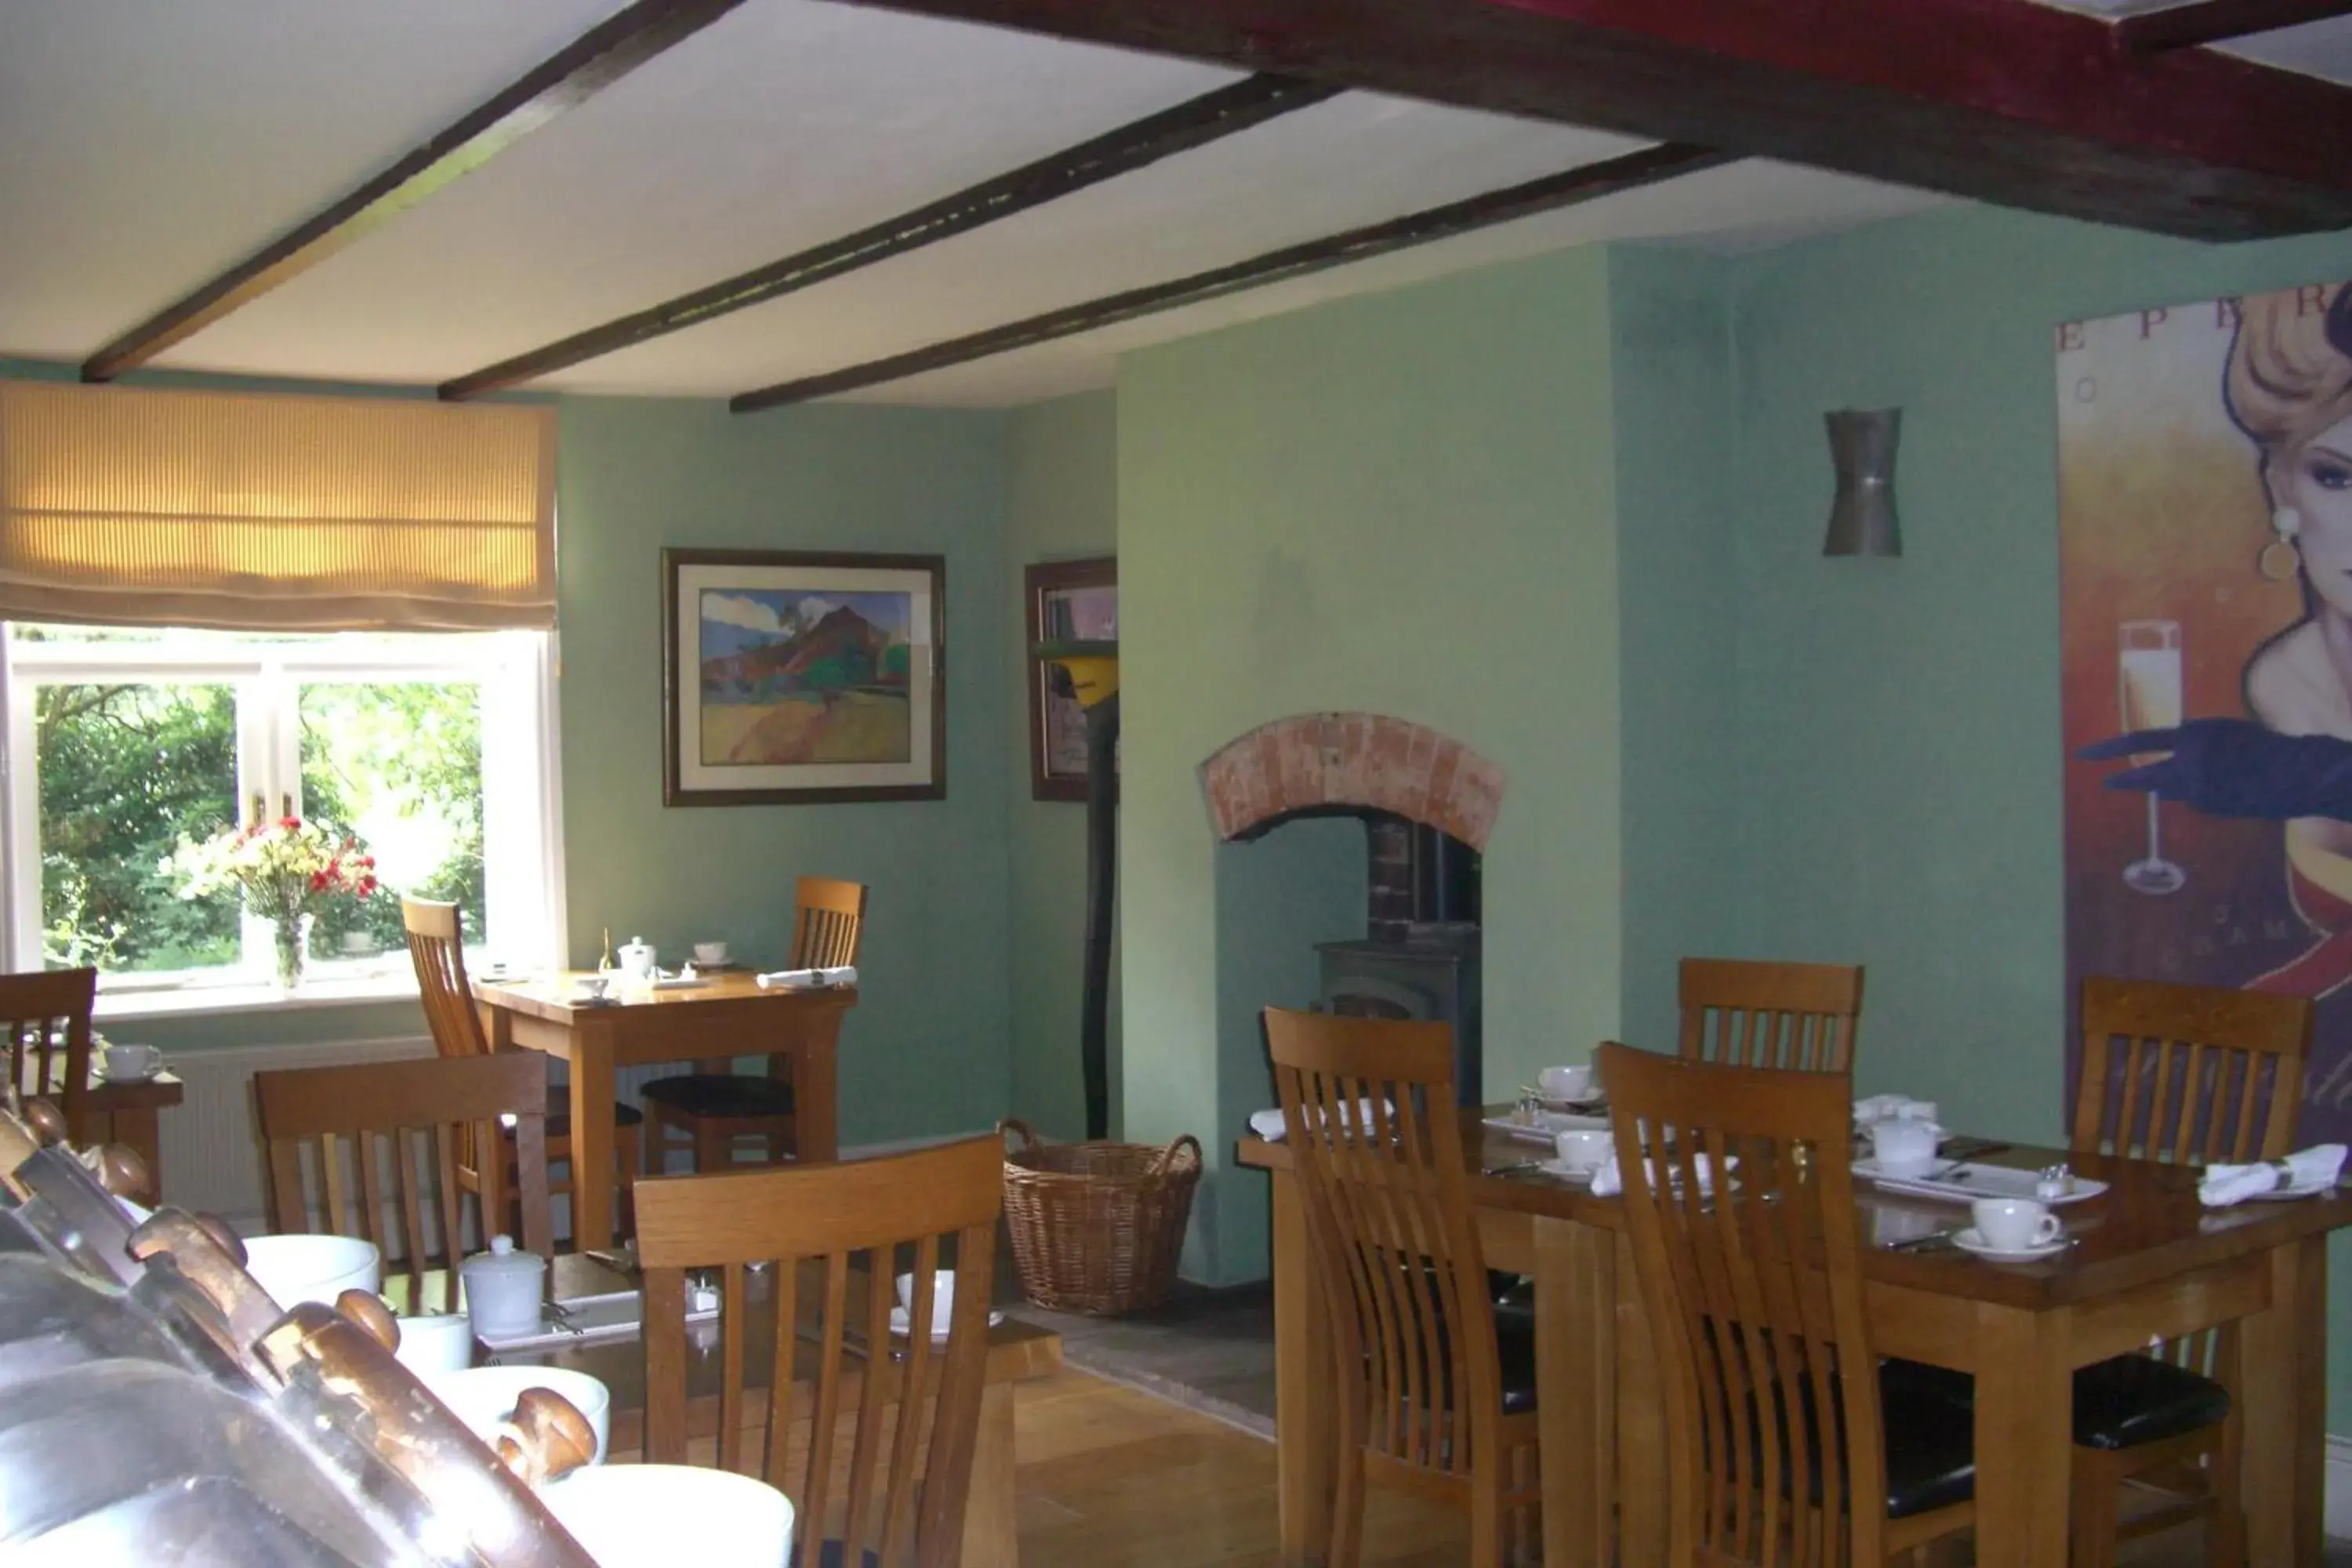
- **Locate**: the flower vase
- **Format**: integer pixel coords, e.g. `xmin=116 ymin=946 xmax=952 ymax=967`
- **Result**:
xmin=269 ymin=913 xmax=314 ymax=993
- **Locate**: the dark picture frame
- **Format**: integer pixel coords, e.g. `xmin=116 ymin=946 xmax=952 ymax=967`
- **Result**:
xmin=662 ymin=547 xmax=946 ymax=807
xmin=1025 ymin=556 xmax=1117 ymax=803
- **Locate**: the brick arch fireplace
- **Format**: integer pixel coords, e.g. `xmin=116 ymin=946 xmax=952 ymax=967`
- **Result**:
xmin=1197 ymin=713 xmax=1504 ymax=1106
xmin=1196 ymin=713 xmax=1506 ymax=849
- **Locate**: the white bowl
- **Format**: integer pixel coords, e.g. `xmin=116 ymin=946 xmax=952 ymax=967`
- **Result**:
xmin=428 ymin=1364 xmax=611 ymax=1465
xmin=1552 ymin=1128 xmax=1612 ymax=1173
xmin=541 ymin=1465 xmax=792 ymax=1568
xmin=242 ymin=1234 xmax=382 ymax=1310
xmin=393 ymin=1312 xmax=474 ymax=1376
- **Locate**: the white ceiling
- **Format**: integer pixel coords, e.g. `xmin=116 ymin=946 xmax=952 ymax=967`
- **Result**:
xmin=2031 ymin=0 xmax=2352 ymax=78
xmin=0 ymin=0 xmax=1981 ymax=406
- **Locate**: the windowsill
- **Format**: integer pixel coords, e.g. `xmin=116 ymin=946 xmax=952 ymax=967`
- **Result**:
xmin=95 ymin=973 xmax=421 ymax=1022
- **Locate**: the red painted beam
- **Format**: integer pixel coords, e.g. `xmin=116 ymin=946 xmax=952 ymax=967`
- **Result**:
xmin=826 ymin=0 xmax=2352 ymax=239
xmin=2114 ymin=0 xmax=2352 ymax=53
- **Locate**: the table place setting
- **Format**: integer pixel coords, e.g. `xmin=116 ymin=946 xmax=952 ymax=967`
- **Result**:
xmin=2198 ymin=1142 xmax=2347 ymax=1205
xmin=1245 ymin=1097 xmax=1393 ymax=1142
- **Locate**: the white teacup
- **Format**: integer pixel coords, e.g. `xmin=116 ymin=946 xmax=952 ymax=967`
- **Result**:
xmin=693 ymin=941 xmax=730 ymax=967
xmin=102 ymin=1041 xmax=161 ymax=1080
xmin=1539 ymin=1064 xmax=1595 ymax=1102
xmin=1867 ymin=1117 xmax=1941 ymax=1177
xmin=542 ymin=1465 xmax=791 ymax=1568
xmin=429 ymin=1364 xmax=612 ymax=1466
xmin=393 ymin=1311 xmax=474 ymax=1376
xmin=242 ymin=1234 xmax=382 ymax=1309
xmin=1552 ymin=1128 xmax=1611 ymax=1174
xmin=1972 ymin=1197 xmax=2062 ymax=1253
xmin=894 ymin=1269 xmax=956 ymax=1328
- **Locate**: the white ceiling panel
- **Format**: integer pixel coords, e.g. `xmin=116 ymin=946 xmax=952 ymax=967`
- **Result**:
xmin=2028 ymin=0 xmax=2352 ymax=79
xmin=0 ymin=0 xmax=633 ymax=361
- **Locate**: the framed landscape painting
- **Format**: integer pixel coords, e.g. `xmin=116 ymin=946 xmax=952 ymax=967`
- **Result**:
xmin=662 ymin=548 xmax=945 ymax=806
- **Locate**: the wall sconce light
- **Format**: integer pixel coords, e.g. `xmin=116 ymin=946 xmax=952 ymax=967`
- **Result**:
xmin=1823 ymin=408 xmax=1902 ymax=558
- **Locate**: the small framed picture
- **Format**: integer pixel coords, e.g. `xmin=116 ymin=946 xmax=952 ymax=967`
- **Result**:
xmin=662 ymin=548 xmax=945 ymax=806
xmin=1026 ymin=557 xmax=1116 ymax=803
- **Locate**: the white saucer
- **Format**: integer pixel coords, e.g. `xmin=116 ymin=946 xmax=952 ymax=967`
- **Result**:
xmin=1950 ymin=1226 xmax=2070 ymax=1262
xmin=1536 ymin=1159 xmax=1603 ymax=1182
xmin=101 ymin=1069 xmax=158 ymax=1083
xmin=887 ymin=1307 xmax=1005 ymax=1340
xmin=1851 ymin=1156 xmax=1958 ymax=1183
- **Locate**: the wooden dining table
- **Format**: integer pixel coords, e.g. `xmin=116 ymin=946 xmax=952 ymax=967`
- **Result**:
xmin=390 ymin=1253 xmax=1061 ymax=1567
xmin=21 ymin=1060 xmax=185 ymax=1202
xmin=1239 ymin=1113 xmax=2351 ymax=1568
xmin=474 ymin=971 xmax=858 ymax=1249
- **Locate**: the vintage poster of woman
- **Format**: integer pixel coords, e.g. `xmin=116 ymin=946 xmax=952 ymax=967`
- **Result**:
xmin=2065 ymin=278 xmax=2352 ymax=1134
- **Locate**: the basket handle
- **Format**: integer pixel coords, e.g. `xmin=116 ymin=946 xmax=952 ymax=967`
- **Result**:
xmin=996 ymin=1117 xmax=1041 ymax=1155
xmin=1149 ymin=1133 xmax=1203 ymax=1176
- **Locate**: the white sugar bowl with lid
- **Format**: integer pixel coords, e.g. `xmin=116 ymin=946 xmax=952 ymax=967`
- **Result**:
xmin=616 ymin=935 xmax=657 ymax=982
xmin=459 ymin=1235 xmax=546 ymax=1338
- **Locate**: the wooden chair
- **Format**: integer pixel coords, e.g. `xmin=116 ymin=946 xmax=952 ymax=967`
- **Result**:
xmin=1678 ymin=957 xmax=1865 ymax=1072
xmin=2061 ymin=975 xmax=2314 ymax=1568
xmin=1598 ymin=1041 xmax=1975 ymax=1566
xmin=1263 ymin=1006 xmax=1541 ymax=1568
xmin=639 ymin=875 xmax=869 ymax=1174
xmin=633 ymin=1136 xmax=1000 ymax=1567
xmin=0 ymin=967 xmax=96 ymax=1139
xmin=402 ymin=897 xmax=641 ymax=1242
xmin=252 ymin=1051 xmax=555 ymax=1314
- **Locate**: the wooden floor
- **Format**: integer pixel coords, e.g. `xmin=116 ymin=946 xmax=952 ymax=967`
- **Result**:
xmin=1008 ymin=1367 xmax=2333 ymax=1567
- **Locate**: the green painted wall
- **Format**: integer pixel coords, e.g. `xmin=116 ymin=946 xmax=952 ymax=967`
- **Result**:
xmin=1004 ymin=391 xmax=1120 ymax=1142
xmin=1116 ymin=245 xmax=1626 ymax=1283
xmin=554 ymin=396 xmax=1013 ymax=1145
xmin=1610 ymin=249 xmax=1744 ymax=1056
xmin=1712 ymin=204 xmax=2352 ymax=1423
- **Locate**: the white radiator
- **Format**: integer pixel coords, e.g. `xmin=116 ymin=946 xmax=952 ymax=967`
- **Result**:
xmin=159 ymin=1035 xmax=435 ymax=1231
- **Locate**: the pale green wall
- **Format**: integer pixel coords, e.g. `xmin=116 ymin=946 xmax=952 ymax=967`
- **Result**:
xmin=1610 ymin=249 xmax=1744 ymax=1055
xmin=1712 ymin=203 xmax=2352 ymax=1424
xmin=555 ymin=396 xmax=1014 ymax=1145
xmin=1004 ymin=391 xmax=1120 ymax=1141
xmin=1116 ymin=245 xmax=1626 ymax=1283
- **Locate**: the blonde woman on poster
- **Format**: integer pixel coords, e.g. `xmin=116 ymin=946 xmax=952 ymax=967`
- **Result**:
xmin=2087 ymin=283 xmax=2352 ymax=996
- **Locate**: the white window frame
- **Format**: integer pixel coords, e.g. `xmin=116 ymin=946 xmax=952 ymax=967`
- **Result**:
xmin=0 ymin=626 xmax=566 ymax=999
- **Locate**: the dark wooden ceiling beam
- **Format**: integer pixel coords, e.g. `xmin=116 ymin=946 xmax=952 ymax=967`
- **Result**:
xmin=731 ymin=140 xmax=1734 ymax=412
xmin=828 ymin=0 xmax=2352 ymax=240
xmin=81 ymin=0 xmax=748 ymax=383
xmin=2114 ymin=0 xmax=2352 ymax=53
xmin=438 ymin=73 xmax=1336 ymax=400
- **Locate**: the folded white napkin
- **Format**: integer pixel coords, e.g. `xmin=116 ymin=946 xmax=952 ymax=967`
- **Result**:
xmin=755 ymin=964 xmax=857 ymax=989
xmin=1854 ymin=1094 xmax=1937 ymax=1127
xmin=1246 ymin=1098 xmax=1392 ymax=1143
xmin=1591 ymin=1152 xmax=1727 ymax=1199
xmin=2198 ymin=1143 xmax=2347 ymax=1207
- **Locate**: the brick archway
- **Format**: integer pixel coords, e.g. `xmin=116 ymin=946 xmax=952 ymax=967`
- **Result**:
xmin=1197 ymin=713 xmax=1505 ymax=851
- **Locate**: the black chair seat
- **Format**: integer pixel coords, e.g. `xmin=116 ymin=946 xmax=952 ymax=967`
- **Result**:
xmin=1880 ymin=1350 xmax=2229 ymax=1453
xmin=2072 ymin=1352 xmax=2231 ymax=1452
xmin=640 ymin=1073 xmax=797 ymax=1120
xmin=1880 ymin=1370 xmax=1976 ymax=1518
xmin=815 ymin=1542 xmax=878 ymax=1568
xmin=1498 ymin=1315 xmax=1538 ymax=1415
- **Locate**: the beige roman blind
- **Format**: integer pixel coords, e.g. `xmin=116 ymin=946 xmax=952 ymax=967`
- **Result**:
xmin=0 ymin=381 xmax=556 ymax=631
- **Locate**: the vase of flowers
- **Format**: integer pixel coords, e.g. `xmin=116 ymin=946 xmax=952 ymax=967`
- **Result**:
xmin=169 ymin=808 xmax=379 ymax=993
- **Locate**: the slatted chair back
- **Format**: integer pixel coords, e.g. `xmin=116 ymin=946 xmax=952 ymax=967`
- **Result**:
xmin=403 ymin=897 xmax=490 ymax=1060
xmin=791 ymin=876 xmax=868 ymax=970
xmin=1599 ymin=1041 xmax=1886 ymax=1567
xmin=0 ymin=967 xmax=96 ymax=1127
xmin=2071 ymin=975 xmax=2311 ymax=1167
xmin=1677 ymin=957 xmax=1864 ymax=1073
xmin=1262 ymin=1007 xmax=1504 ymax=1493
xmin=633 ymin=1137 xmax=1001 ymax=1568
xmin=252 ymin=1052 xmax=553 ymax=1315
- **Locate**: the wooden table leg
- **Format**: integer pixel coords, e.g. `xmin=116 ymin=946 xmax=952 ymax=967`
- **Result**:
xmin=789 ymin=1030 xmax=839 ymax=1163
xmin=1536 ymin=1215 xmax=1615 ymax=1568
xmin=109 ymin=1107 xmax=162 ymax=1201
xmin=1613 ymin=1228 xmax=1667 ymax=1568
xmin=569 ymin=1022 xmax=618 ymax=1250
xmin=1271 ymin=1167 xmax=1333 ymax=1566
xmin=1970 ymin=1301 xmax=2073 ymax=1566
xmin=2241 ymin=1236 xmax=2328 ymax=1566
xmin=961 ymin=1381 xmax=1020 ymax=1568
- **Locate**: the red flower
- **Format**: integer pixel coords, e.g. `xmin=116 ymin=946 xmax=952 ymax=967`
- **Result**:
xmin=309 ymin=870 xmax=330 ymax=892
xmin=279 ymin=817 xmax=302 ymax=831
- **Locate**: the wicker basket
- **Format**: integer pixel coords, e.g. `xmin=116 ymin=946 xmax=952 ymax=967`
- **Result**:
xmin=997 ymin=1119 xmax=1203 ymax=1316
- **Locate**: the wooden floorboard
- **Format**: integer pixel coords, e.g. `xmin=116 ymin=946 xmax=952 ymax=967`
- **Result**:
xmin=1007 ymin=1367 xmax=2341 ymax=1566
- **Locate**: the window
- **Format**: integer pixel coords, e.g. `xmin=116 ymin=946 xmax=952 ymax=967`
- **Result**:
xmin=2 ymin=625 xmax=562 ymax=995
